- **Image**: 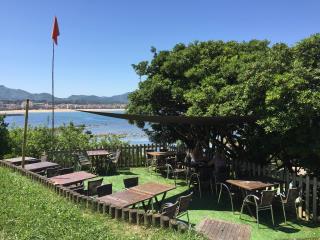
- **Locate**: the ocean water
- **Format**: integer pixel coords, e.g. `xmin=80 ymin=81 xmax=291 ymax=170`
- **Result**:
xmin=4 ymin=111 xmax=150 ymax=144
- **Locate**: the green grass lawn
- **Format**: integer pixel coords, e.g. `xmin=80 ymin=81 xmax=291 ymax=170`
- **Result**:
xmin=98 ymin=167 xmax=320 ymax=240
xmin=0 ymin=167 xmax=204 ymax=240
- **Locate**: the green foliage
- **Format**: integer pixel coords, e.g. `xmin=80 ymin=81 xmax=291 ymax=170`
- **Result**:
xmin=7 ymin=123 xmax=127 ymax=159
xmin=0 ymin=115 xmax=10 ymax=158
xmin=127 ymin=34 xmax=320 ymax=173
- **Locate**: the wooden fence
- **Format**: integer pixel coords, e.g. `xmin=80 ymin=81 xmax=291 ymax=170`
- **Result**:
xmin=48 ymin=143 xmax=180 ymax=168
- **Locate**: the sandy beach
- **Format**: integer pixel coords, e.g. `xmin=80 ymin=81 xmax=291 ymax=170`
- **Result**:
xmin=0 ymin=108 xmax=125 ymax=115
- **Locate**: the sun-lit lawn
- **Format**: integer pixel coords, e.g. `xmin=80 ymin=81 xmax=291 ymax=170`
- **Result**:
xmin=0 ymin=167 xmax=203 ymax=240
xmin=99 ymin=167 xmax=320 ymax=240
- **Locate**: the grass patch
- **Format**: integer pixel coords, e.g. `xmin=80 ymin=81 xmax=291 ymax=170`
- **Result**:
xmin=0 ymin=167 xmax=203 ymax=240
xmin=99 ymin=168 xmax=320 ymax=240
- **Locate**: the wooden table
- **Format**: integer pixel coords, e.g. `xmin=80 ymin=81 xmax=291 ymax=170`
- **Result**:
xmin=226 ymin=179 xmax=278 ymax=191
xmin=86 ymin=150 xmax=110 ymax=157
xmin=98 ymin=182 xmax=175 ymax=210
xmin=130 ymin=182 xmax=175 ymax=208
xmin=22 ymin=161 xmax=59 ymax=172
xmin=98 ymin=189 xmax=152 ymax=208
xmin=4 ymin=156 xmax=40 ymax=165
xmin=49 ymin=171 xmax=96 ymax=186
xmin=146 ymin=151 xmax=176 ymax=157
xmin=196 ymin=218 xmax=251 ymax=240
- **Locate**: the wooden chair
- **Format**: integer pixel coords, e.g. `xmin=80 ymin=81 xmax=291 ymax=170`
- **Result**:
xmin=240 ymin=190 xmax=276 ymax=227
xmin=279 ymin=187 xmax=300 ymax=223
xmin=97 ymin=184 xmax=112 ymax=197
xmin=123 ymin=177 xmax=138 ymax=189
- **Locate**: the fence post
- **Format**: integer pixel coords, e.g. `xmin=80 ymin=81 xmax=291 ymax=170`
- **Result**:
xmin=312 ymin=177 xmax=318 ymax=222
xmin=305 ymin=175 xmax=310 ymax=221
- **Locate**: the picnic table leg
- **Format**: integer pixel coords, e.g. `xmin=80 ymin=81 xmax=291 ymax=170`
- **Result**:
xmin=154 ymin=192 xmax=167 ymax=209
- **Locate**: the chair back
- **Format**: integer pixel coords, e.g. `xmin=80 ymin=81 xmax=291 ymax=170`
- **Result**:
xmin=87 ymin=178 xmax=103 ymax=196
xmin=123 ymin=177 xmax=139 ymax=188
xmin=161 ymin=202 xmax=179 ymax=219
xmin=46 ymin=167 xmax=60 ymax=178
xmin=260 ymin=190 xmax=276 ymax=206
xmin=287 ymin=188 xmax=299 ymax=203
xmin=97 ymin=184 xmax=112 ymax=197
xmin=58 ymin=167 xmax=74 ymax=175
xmin=113 ymin=149 xmax=121 ymax=163
xmin=177 ymin=192 xmax=193 ymax=214
xmin=78 ymin=153 xmax=89 ymax=163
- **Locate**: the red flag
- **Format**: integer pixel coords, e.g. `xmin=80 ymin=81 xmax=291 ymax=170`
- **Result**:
xmin=51 ymin=16 xmax=60 ymax=45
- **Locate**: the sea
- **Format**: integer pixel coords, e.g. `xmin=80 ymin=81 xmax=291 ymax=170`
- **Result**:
xmin=4 ymin=111 xmax=150 ymax=144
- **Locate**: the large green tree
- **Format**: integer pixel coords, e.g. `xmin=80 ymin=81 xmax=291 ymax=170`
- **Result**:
xmin=127 ymin=34 xmax=320 ymax=173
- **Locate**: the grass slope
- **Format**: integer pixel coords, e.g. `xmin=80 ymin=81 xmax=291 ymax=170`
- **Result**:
xmin=0 ymin=167 xmax=203 ymax=240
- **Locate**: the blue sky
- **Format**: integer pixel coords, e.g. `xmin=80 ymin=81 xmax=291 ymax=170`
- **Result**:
xmin=0 ymin=0 xmax=319 ymax=97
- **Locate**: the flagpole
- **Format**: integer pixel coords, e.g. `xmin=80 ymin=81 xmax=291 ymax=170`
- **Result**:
xmin=51 ymin=41 xmax=55 ymax=149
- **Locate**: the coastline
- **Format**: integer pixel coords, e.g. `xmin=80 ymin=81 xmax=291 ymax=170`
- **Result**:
xmin=0 ymin=108 xmax=125 ymax=115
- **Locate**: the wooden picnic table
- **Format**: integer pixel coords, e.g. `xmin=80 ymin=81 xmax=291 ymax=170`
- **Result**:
xmin=226 ymin=179 xmax=278 ymax=191
xmin=130 ymin=182 xmax=175 ymax=208
xmin=22 ymin=161 xmax=59 ymax=172
xmin=196 ymin=218 xmax=251 ymax=240
xmin=98 ymin=189 xmax=152 ymax=208
xmin=49 ymin=171 xmax=97 ymax=186
xmin=4 ymin=156 xmax=40 ymax=165
xmin=98 ymin=182 xmax=175 ymax=210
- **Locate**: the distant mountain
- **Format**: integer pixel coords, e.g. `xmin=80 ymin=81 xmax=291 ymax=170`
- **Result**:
xmin=0 ymin=85 xmax=129 ymax=104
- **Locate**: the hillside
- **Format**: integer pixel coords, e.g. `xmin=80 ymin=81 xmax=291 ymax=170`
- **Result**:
xmin=0 ymin=85 xmax=129 ymax=104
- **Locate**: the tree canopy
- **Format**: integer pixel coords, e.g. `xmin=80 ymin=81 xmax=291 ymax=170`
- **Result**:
xmin=127 ymin=34 xmax=320 ymax=173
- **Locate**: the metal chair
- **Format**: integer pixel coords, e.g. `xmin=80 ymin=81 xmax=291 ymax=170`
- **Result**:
xmin=97 ymin=184 xmax=112 ymax=197
xmin=279 ymin=187 xmax=300 ymax=224
xmin=188 ymin=168 xmax=213 ymax=198
xmin=123 ymin=177 xmax=138 ymax=189
xmin=165 ymin=163 xmax=188 ymax=186
xmin=145 ymin=149 xmax=154 ymax=168
xmin=217 ymin=183 xmax=235 ymax=213
xmin=160 ymin=192 xmax=193 ymax=225
xmin=161 ymin=201 xmax=179 ymax=219
xmin=240 ymin=190 xmax=276 ymax=227
xmin=46 ymin=167 xmax=60 ymax=178
xmin=87 ymin=178 xmax=103 ymax=196
xmin=108 ymin=149 xmax=121 ymax=173
xmin=77 ymin=152 xmax=93 ymax=172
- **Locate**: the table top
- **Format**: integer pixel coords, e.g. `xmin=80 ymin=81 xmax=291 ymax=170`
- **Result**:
xmin=196 ymin=218 xmax=251 ymax=240
xmin=226 ymin=179 xmax=278 ymax=191
xmin=23 ymin=161 xmax=59 ymax=172
xmin=49 ymin=171 xmax=96 ymax=186
xmin=146 ymin=151 xmax=176 ymax=157
xmin=130 ymin=182 xmax=175 ymax=196
xmin=4 ymin=156 xmax=39 ymax=164
xmin=86 ymin=150 xmax=110 ymax=157
xmin=98 ymin=189 xmax=152 ymax=208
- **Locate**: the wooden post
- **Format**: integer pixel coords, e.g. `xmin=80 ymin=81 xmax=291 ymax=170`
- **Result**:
xmin=306 ymin=175 xmax=310 ymax=220
xmin=21 ymin=99 xmax=30 ymax=168
xmin=313 ymin=177 xmax=318 ymax=222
